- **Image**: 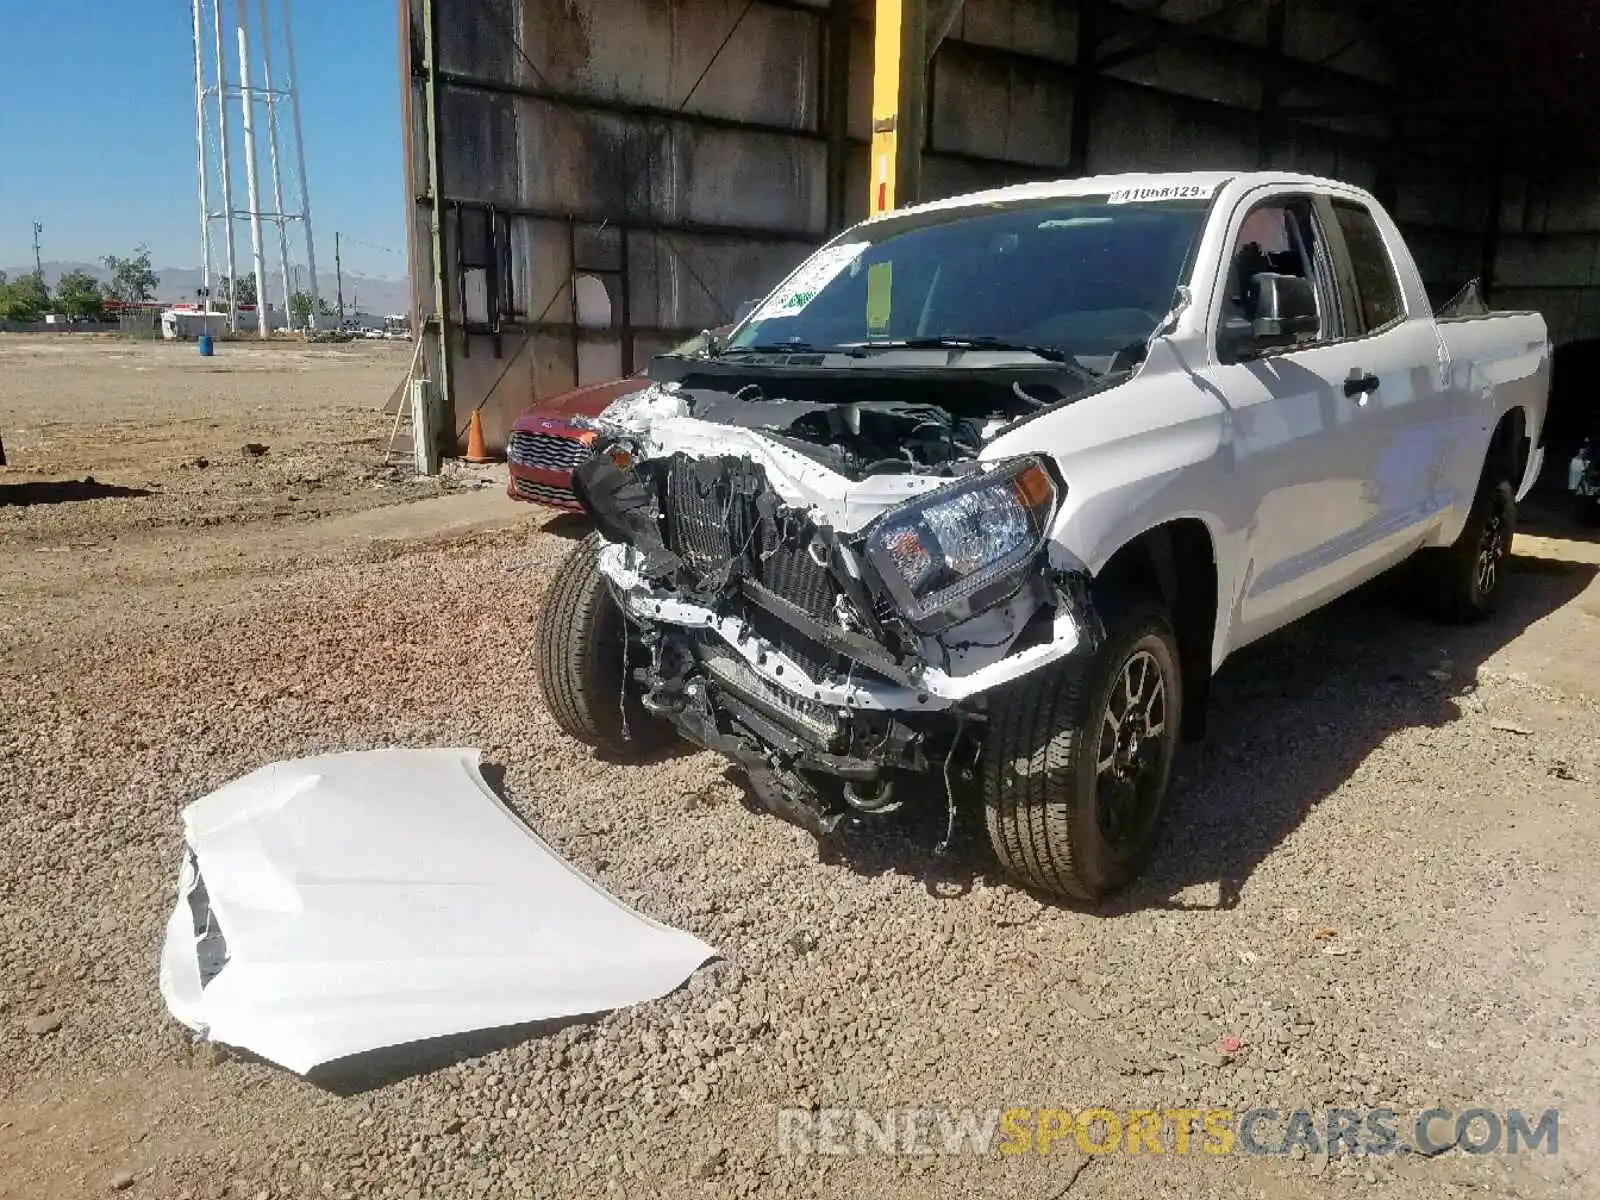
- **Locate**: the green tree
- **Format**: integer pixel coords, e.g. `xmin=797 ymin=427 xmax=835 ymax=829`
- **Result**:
xmin=101 ymin=244 xmax=160 ymax=303
xmin=287 ymin=290 xmax=333 ymax=323
xmin=55 ymin=270 xmax=106 ymax=321
xmin=221 ymin=272 xmax=257 ymax=309
xmin=0 ymin=272 xmax=51 ymax=322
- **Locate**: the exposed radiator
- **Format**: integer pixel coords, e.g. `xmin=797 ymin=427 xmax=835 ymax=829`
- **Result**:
xmin=662 ymin=456 xmax=845 ymax=683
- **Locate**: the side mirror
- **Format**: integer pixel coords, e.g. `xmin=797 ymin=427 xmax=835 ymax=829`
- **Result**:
xmin=732 ymin=298 xmax=758 ymax=324
xmin=1223 ymin=272 xmax=1319 ymax=358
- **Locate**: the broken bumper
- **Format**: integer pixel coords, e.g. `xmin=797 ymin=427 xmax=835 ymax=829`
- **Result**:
xmin=597 ymin=542 xmax=1086 ymax=713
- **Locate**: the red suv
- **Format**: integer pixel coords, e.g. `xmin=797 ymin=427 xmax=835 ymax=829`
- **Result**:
xmin=506 ymin=378 xmax=646 ymax=511
xmin=506 ymin=330 xmax=725 ymax=511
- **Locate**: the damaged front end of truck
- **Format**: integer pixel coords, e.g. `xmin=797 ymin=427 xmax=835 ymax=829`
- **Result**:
xmin=566 ymin=376 xmax=1102 ymax=837
xmin=534 ymin=186 xmax=1215 ymax=897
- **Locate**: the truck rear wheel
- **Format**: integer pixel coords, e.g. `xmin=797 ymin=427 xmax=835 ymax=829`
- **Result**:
xmin=982 ymin=602 xmax=1182 ymax=901
xmin=1419 ymin=478 xmax=1515 ymax=623
xmin=535 ymin=533 xmax=675 ymax=756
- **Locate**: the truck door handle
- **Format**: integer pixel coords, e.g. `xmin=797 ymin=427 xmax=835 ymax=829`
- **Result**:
xmin=1344 ymin=370 xmax=1380 ymax=399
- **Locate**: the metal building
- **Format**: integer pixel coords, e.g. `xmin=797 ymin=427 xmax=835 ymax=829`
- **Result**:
xmin=401 ymin=0 xmax=1600 ymax=455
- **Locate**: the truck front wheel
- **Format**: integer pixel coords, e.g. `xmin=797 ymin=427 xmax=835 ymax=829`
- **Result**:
xmin=534 ymin=532 xmax=676 ymax=756
xmin=982 ymin=602 xmax=1182 ymax=901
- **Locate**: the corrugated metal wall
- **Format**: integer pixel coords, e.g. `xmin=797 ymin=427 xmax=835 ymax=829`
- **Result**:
xmin=405 ymin=0 xmax=1600 ymax=453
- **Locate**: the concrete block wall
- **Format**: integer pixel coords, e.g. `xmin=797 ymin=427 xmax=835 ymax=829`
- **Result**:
xmin=1497 ymin=169 xmax=1600 ymax=347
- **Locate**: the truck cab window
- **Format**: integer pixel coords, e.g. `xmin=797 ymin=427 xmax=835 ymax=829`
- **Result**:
xmin=1331 ymin=200 xmax=1405 ymax=332
xmin=1220 ymin=198 xmax=1329 ymax=360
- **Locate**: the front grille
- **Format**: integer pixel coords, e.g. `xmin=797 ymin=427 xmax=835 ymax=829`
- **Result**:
xmin=508 ymin=431 xmax=588 ymax=472
xmin=512 ymin=476 xmax=578 ymax=506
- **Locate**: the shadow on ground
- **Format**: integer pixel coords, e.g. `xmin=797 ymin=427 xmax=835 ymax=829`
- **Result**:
xmin=0 ymin=478 xmax=153 ymax=506
xmin=304 ymin=1014 xmax=602 ymax=1095
xmin=538 ymin=511 xmax=591 ymax=540
xmin=798 ymin=550 xmax=1597 ymax=911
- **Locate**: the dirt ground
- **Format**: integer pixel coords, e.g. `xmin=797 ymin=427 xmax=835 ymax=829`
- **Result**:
xmin=2 ymin=334 xmax=1598 ymax=1199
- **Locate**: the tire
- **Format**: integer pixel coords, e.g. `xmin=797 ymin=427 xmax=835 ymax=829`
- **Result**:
xmin=982 ymin=602 xmax=1182 ymax=901
xmin=534 ymin=532 xmax=675 ymax=756
xmin=1419 ymin=478 xmax=1516 ymax=623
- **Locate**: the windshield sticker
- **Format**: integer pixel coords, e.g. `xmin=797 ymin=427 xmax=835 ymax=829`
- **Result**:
xmin=752 ymin=243 xmax=869 ymax=321
xmin=1106 ymin=183 xmax=1219 ymax=205
xmin=865 ymin=262 xmax=893 ymax=336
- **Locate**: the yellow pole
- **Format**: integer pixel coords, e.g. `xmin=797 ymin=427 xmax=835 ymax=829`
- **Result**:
xmin=868 ymin=0 xmax=926 ymax=216
xmin=869 ymin=0 xmax=905 ymax=216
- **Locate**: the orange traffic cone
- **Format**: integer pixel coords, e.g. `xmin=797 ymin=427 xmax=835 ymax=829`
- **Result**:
xmin=465 ymin=408 xmax=492 ymax=463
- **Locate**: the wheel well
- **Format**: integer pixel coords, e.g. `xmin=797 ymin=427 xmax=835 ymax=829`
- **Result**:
xmin=1094 ymin=520 xmax=1218 ymax=742
xmin=1487 ymin=407 xmax=1529 ymax=487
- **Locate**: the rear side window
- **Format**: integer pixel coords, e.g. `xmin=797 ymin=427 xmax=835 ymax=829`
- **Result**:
xmin=1332 ymin=201 xmax=1405 ymax=331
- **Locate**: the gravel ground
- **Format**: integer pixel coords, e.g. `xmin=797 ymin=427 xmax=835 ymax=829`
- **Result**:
xmin=3 ymin=335 xmax=1599 ymax=1199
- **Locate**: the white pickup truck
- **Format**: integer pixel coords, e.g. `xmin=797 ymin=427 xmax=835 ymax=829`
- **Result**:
xmin=535 ymin=171 xmax=1550 ymax=901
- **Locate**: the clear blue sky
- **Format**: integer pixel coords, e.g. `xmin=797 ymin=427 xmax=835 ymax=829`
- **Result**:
xmin=0 ymin=1 xmax=405 ymax=279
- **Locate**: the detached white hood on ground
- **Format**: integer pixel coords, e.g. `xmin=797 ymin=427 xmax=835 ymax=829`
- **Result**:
xmin=158 ymin=748 xmax=714 ymax=1075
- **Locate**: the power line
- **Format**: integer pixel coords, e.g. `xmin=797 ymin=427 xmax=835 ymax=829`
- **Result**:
xmin=338 ymin=234 xmax=404 ymax=257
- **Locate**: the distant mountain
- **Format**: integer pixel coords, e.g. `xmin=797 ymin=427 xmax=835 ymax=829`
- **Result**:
xmin=4 ymin=261 xmax=413 ymax=317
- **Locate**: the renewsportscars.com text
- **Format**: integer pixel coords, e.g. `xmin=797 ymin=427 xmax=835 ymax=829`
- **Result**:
xmin=775 ymin=1106 xmax=1559 ymax=1159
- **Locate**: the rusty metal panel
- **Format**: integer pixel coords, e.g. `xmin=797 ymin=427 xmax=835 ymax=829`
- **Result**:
xmin=439 ymin=86 xmax=826 ymax=234
xmin=1495 ymin=235 xmax=1600 ymax=289
xmin=930 ymin=44 xmax=1075 ymax=168
xmin=845 ymin=15 xmax=874 ymax=143
xmin=439 ymin=0 xmax=818 ymax=129
xmin=1099 ymin=27 xmax=1263 ymax=111
xmin=508 ymin=218 xmax=575 ymax=322
xmin=1399 ymin=226 xmax=1482 ymax=289
xmin=1088 ymin=81 xmax=1255 ymax=174
xmin=953 ymin=0 xmax=1077 ymax=62
xmin=1392 ymin=157 xmax=1491 ymax=234
xmin=576 ymin=338 xmax=624 ymax=387
xmin=1143 ymin=0 xmax=1270 ymax=45
xmin=643 ymin=124 xmax=827 ymax=234
xmin=437 ymin=85 xmax=522 ymax=205
xmin=1282 ymin=0 xmax=1393 ymax=84
xmin=1518 ymin=171 xmax=1600 ymax=235
xmin=1263 ymin=122 xmax=1377 ymax=189
xmin=1276 ymin=76 xmax=1390 ymax=142
xmin=921 ymin=156 xmax=1017 ymax=202
xmin=625 ymin=232 xmax=811 ymax=331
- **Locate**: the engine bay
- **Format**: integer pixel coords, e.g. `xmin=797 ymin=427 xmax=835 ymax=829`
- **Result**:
xmin=647 ymin=368 xmax=1074 ymax=480
xmin=689 ymin=395 xmax=990 ymax=478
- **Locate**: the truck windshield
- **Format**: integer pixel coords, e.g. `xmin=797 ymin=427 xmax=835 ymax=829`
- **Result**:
xmin=727 ymin=195 xmax=1213 ymax=359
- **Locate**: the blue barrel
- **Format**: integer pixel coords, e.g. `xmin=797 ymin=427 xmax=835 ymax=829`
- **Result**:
xmin=198 ymin=334 xmax=215 ymax=357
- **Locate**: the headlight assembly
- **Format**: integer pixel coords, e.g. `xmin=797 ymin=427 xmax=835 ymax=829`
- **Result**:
xmin=864 ymin=457 xmax=1058 ymax=631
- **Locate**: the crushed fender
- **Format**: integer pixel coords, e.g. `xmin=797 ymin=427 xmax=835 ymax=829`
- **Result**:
xmin=158 ymin=748 xmax=714 ymax=1075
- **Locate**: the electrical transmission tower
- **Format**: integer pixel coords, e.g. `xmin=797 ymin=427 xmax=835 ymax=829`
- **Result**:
xmin=191 ymin=0 xmax=321 ymax=337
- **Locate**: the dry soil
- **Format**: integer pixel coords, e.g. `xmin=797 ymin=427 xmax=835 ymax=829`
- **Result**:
xmin=2 ymin=334 xmax=1598 ymax=1200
